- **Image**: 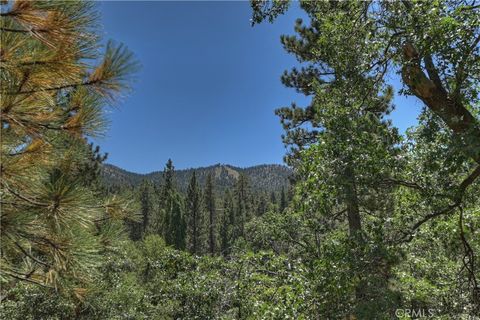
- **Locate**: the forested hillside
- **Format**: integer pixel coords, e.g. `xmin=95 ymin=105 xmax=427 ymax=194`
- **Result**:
xmin=1 ymin=1 xmax=479 ymax=319
xmin=101 ymin=163 xmax=292 ymax=193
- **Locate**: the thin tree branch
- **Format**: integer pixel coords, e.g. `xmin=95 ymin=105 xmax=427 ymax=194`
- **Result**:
xmin=1 ymin=181 xmax=49 ymax=207
xmin=398 ymin=165 xmax=480 ymax=243
xmin=10 ymin=237 xmax=51 ymax=268
xmin=0 ymin=27 xmax=50 ymax=33
xmin=6 ymin=79 xmax=98 ymax=95
xmin=2 ymin=271 xmax=51 ymax=288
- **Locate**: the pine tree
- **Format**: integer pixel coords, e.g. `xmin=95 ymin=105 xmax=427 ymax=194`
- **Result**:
xmin=0 ymin=1 xmax=137 ymax=289
xmin=151 ymin=182 xmax=163 ymax=234
xmin=128 ymin=180 xmax=156 ymax=240
xmin=279 ymin=187 xmax=287 ymax=212
xmin=269 ymin=191 xmax=277 ymax=211
xmin=76 ymin=143 xmax=108 ymax=189
xmin=186 ymin=171 xmax=204 ymax=254
xmin=220 ymin=190 xmax=235 ymax=255
xmin=270 ymin=191 xmax=276 ymax=205
xmin=256 ymin=193 xmax=268 ymax=216
xmin=161 ymin=159 xmax=174 ymax=241
xmin=252 ymin=2 xmax=406 ymax=316
xmin=234 ymin=174 xmax=250 ymax=239
xmin=162 ymin=159 xmax=175 ymax=196
xmin=169 ymin=192 xmax=186 ymax=251
xmin=160 ymin=159 xmax=186 ymax=250
xmin=204 ymin=173 xmax=217 ymax=255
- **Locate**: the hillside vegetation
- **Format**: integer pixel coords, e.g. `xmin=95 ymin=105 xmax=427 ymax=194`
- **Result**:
xmin=101 ymin=163 xmax=292 ymax=193
xmin=1 ymin=1 xmax=479 ymax=319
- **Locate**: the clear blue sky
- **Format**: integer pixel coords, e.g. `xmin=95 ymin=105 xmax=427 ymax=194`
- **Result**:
xmin=96 ymin=1 xmax=422 ymax=174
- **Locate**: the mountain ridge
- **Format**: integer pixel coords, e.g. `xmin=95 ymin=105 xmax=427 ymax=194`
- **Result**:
xmin=101 ymin=163 xmax=292 ymax=194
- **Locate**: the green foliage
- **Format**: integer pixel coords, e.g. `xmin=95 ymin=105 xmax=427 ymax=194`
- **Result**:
xmin=220 ymin=190 xmax=235 ymax=256
xmin=3 ymin=1 xmax=480 ymax=318
xmin=0 ymin=284 xmax=77 ymax=320
xmin=163 ymin=190 xmax=186 ymax=251
xmin=1 ymin=236 xmax=312 ymax=319
xmin=234 ymin=174 xmax=250 ymax=240
xmin=186 ymin=171 xmax=205 ymax=255
xmin=0 ymin=0 xmax=138 ymax=289
xmin=205 ymin=173 xmax=217 ymax=255
xmin=250 ymin=0 xmax=480 ymax=317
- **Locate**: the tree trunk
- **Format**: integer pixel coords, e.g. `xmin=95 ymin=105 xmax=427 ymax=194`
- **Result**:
xmin=344 ymin=166 xmax=362 ymax=239
xmin=343 ymin=166 xmax=367 ymax=315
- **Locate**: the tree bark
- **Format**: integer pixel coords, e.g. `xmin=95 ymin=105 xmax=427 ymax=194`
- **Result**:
xmin=344 ymin=166 xmax=363 ymax=239
xmin=343 ymin=166 xmax=367 ymax=315
xmin=402 ymin=42 xmax=480 ymax=164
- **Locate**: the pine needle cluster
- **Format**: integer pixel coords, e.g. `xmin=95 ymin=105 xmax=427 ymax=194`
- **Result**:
xmin=1 ymin=0 xmax=138 ymax=293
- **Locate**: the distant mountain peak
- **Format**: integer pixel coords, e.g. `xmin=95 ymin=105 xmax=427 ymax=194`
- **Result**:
xmin=213 ymin=164 xmax=239 ymax=180
xmin=101 ymin=163 xmax=292 ymax=193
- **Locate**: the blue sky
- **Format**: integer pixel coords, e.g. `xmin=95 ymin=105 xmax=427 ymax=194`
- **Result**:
xmin=96 ymin=1 xmax=422 ymax=174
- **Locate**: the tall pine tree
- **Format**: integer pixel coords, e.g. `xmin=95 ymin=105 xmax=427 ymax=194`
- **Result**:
xmin=161 ymin=159 xmax=186 ymax=250
xmin=256 ymin=192 xmax=268 ymax=216
xmin=279 ymin=187 xmax=287 ymax=212
xmin=128 ymin=180 xmax=156 ymax=240
xmin=251 ymin=1 xmax=408 ymax=317
xmin=220 ymin=189 xmax=235 ymax=255
xmin=204 ymin=173 xmax=217 ymax=255
xmin=186 ymin=171 xmax=204 ymax=254
xmin=234 ymin=174 xmax=250 ymax=239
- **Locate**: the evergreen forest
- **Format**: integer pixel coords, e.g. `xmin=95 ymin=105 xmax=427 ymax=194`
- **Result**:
xmin=1 ymin=1 xmax=479 ymax=319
